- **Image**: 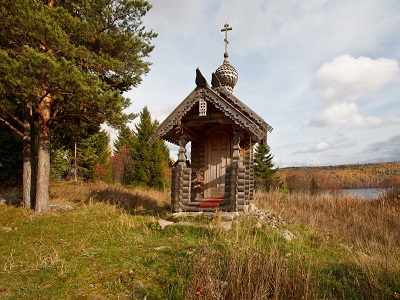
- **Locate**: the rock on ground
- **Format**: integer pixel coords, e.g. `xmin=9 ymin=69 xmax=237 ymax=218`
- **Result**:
xmin=50 ymin=204 xmax=74 ymax=212
xmin=281 ymin=229 xmax=297 ymax=241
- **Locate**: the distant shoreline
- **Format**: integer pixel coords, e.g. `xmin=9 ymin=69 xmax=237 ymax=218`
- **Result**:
xmin=277 ymin=161 xmax=400 ymax=190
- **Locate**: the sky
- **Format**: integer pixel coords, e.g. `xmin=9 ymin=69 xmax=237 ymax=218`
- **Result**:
xmin=117 ymin=0 xmax=400 ymax=168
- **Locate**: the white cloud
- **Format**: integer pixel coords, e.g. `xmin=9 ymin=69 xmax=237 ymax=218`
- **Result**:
xmin=315 ymin=55 xmax=400 ymax=104
xmin=311 ymin=55 xmax=400 ymax=128
xmin=280 ymin=157 xmax=323 ymax=167
xmin=296 ymin=141 xmax=329 ymax=153
xmin=295 ymin=134 xmax=354 ymax=154
xmin=310 ymin=102 xmax=384 ymax=127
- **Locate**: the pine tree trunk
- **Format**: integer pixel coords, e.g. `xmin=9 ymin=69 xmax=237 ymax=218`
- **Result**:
xmin=30 ymin=107 xmax=37 ymax=209
xmin=22 ymin=103 xmax=32 ymax=209
xmin=35 ymin=95 xmax=52 ymax=213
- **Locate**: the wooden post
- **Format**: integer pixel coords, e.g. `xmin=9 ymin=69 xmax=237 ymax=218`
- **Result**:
xmin=229 ymin=162 xmax=238 ymax=211
xmin=232 ymin=129 xmax=240 ymax=163
xmin=178 ymin=134 xmax=188 ymax=165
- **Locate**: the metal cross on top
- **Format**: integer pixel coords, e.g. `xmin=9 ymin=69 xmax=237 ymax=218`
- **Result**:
xmin=221 ymin=23 xmax=232 ymax=55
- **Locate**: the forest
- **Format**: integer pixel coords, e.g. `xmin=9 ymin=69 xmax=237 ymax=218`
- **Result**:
xmin=278 ymin=161 xmax=400 ymax=191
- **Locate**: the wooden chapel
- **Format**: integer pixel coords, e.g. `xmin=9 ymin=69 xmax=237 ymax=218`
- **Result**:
xmin=148 ymin=24 xmax=273 ymax=212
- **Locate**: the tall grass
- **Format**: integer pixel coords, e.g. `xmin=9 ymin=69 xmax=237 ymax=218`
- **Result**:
xmin=1 ymin=182 xmax=399 ymax=299
xmin=50 ymin=181 xmax=170 ymax=213
xmin=253 ymin=190 xmax=400 ymax=248
xmin=177 ymin=191 xmax=400 ymax=299
xmin=182 ymin=218 xmax=315 ymax=299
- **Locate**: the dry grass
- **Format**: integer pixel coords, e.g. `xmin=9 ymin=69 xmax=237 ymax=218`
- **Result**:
xmin=253 ymin=190 xmax=400 ymax=249
xmin=50 ymin=181 xmax=170 ymax=214
xmin=2 ymin=183 xmax=399 ymax=299
xmin=182 ymin=191 xmax=400 ymax=299
xmin=251 ymin=190 xmax=400 ymax=299
xmin=184 ymin=220 xmax=315 ymax=299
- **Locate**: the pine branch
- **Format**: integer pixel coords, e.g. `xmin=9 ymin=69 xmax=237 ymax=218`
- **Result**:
xmin=0 ymin=103 xmax=24 ymax=128
xmin=0 ymin=117 xmax=23 ymax=138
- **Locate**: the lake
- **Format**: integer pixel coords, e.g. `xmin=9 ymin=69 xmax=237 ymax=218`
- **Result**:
xmin=341 ymin=188 xmax=385 ymax=200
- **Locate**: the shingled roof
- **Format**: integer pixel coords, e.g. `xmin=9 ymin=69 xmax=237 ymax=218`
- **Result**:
xmin=148 ymin=69 xmax=272 ymax=146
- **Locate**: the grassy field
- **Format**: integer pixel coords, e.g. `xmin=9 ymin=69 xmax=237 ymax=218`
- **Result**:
xmin=1 ymin=182 xmax=400 ymax=299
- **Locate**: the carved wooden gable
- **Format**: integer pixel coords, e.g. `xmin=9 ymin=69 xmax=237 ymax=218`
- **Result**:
xmin=148 ymin=70 xmax=272 ymax=146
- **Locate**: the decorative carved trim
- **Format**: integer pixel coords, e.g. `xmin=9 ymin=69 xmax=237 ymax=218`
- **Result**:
xmin=148 ymin=89 xmax=199 ymax=146
xmin=213 ymin=86 xmax=273 ymax=134
xmin=200 ymin=88 xmax=268 ymax=143
xmin=148 ymin=86 xmax=273 ymax=145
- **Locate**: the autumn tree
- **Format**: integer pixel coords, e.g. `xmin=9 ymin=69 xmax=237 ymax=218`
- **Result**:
xmin=110 ymin=145 xmax=133 ymax=184
xmin=0 ymin=0 xmax=156 ymax=212
xmin=382 ymin=175 xmax=400 ymax=201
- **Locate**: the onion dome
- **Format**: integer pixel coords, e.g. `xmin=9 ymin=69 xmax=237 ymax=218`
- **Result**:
xmin=214 ymin=53 xmax=238 ymax=94
xmin=215 ymin=23 xmax=238 ymax=93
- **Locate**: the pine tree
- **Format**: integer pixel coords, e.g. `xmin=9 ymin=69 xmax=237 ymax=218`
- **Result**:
xmin=112 ymin=125 xmax=136 ymax=184
xmin=254 ymin=143 xmax=279 ymax=191
xmin=114 ymin=125 xmax=136 ymax=154
xmin=131 ymin=107 xmax=170 ymax=189
xmin=77 ymin=131 xmax=110 ymax=180
xmin=0 ymin=0 xmax=156 ymax=212
xmin=50 ymin=146 xmax=72 ymax=180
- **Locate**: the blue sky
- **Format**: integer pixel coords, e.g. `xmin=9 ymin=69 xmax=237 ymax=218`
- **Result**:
xmin=119 ymin=0 xmax=400 ymax=167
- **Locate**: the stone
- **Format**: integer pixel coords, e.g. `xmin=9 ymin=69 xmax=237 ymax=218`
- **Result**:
xmin=176 ymin=221 xmax=194 ymax=226
xmin=248 ymin=203 xmax=258 ymax=212
xmin=218 ymin=221 xmax=232 ymax=231
xmin=157 ymin=219 xmax=174 ymax=229
xmin=254 ymin=222 xmax=262 ymax=229
xmin=154 ymin=246 xmax=166 ymax=251
xmin=217 ymin=212 xmax=240 ymax=221
xmin=281 ymin=229 xmax=297 ymax=241
xmin=50 ymin=204 xmax=74 ymax=212
xmin=172 ymin=212 xmax=203 ymax=219
xmin=2 ymin=227 xmax=12 ymax=233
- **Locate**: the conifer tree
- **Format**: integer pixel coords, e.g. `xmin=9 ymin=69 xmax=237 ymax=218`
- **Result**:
xmin=50 ymin=146 xmax=72 ymax=180
xmin=0 ymin=0 xmax=156 ymax=212
xmin=112 ymin=125 xmax=136 ymax=184
xmin=77 ymin=131 xmax=111 ymax=180
xmin=131 ymin=107 xmax=170 ymax=189
xmin=254 ymin=143 xmax=279 ymax=191
xmin=114 ymin=125 xmax=136 ymax=154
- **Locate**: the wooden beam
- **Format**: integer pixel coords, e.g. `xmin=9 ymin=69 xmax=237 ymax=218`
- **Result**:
xmin=183 ymin=116 xmax=233 ymax=127
xmin=182 ymin=126 xmax=201 ymax=141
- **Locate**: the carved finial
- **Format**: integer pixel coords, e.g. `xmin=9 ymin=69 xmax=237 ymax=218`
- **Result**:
xmin=221 ymin=23 xmax=232 ymax=61
xmin=195 ymin=68 xmax=208 ymax=88
xmin=211 ymin=72 xmax=221 ymax=88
